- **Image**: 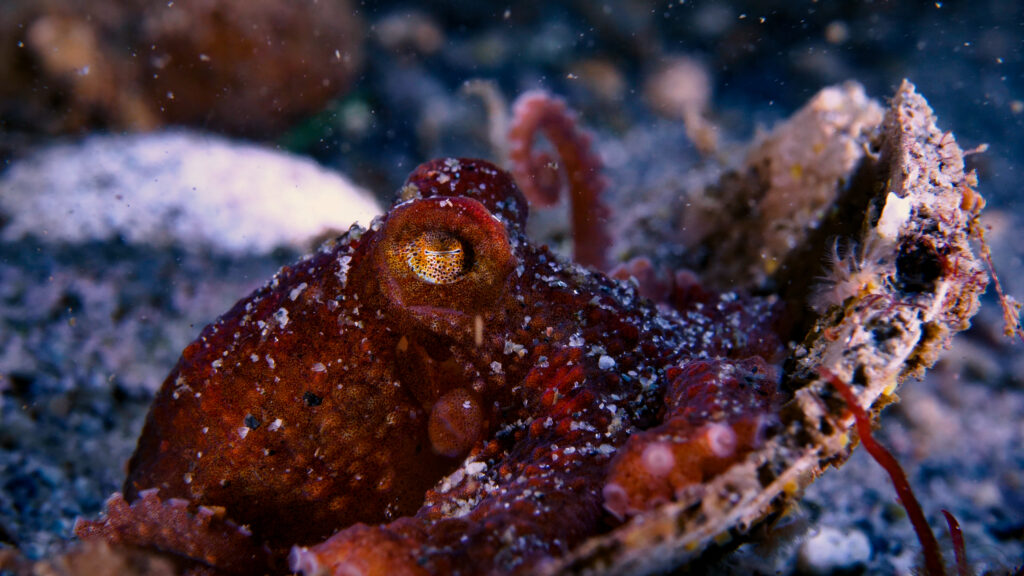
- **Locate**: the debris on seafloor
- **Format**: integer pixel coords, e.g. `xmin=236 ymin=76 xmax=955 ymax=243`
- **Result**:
xmin=0 ymin=540 xmax=177 ymax=576
xmin=643 ymin=54 xmax=719 ymax=156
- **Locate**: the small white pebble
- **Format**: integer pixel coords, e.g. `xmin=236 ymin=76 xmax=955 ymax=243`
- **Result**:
xmin=274 ymin=308 xmax=290 ymax=328
xmin=289 ymin=282 xmax=308 ymax=301
xmin=797 ymin=526 xmax=871 ymax=574
xmin=598 ymin=355 xmax=616 ymax=370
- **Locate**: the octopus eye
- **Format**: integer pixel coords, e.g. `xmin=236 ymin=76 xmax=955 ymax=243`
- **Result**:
xmin=374 ymin=196 xmax=515 ymax=327
xmin=402 ymin=231 xmax=473 ymax=284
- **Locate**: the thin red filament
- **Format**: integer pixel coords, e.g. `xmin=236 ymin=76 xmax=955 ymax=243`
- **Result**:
xmin=818 ymin=367 xmax=946 ymax=576
xmin=942 ymin=509 xmax=969 ymax=576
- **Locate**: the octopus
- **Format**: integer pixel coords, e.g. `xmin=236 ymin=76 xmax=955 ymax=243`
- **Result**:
xmin=75 ymin=82 xmax=989 ymax=576
xmin=74 ymin=154 xmax=784 ymax=575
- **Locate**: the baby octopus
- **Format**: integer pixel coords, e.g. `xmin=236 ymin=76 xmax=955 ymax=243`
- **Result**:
xmin=77 ymin=158 xmax=786 ymax=575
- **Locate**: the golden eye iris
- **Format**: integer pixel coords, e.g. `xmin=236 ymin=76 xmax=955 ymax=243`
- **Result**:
xmin=402 ymin=231 xmax=469 ymax=284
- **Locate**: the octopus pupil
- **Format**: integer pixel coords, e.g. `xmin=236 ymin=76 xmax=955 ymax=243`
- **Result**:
xmin=403 ymin=231 xmax=471 ymax=284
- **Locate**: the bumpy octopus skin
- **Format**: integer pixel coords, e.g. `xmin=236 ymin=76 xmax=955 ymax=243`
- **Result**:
xmin=77 ymin=158 xmax=784 ymax=575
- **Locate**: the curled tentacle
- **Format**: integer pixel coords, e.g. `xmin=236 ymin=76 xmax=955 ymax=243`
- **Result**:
xmin=508 ymin=91 xmax=611 ymax=270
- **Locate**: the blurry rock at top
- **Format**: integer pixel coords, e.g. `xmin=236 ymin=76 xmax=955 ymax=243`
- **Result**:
xmin=0 ymin=0 xmax=364 ymax=137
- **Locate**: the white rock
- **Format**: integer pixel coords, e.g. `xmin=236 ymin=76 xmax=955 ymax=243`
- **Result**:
xmin=876 ymin=191 xmax=913 ymax=241
xmin=797 ymin=525 xmax=872 ymax=574
xmin=0 ymin=131 xmax=382 ymax=254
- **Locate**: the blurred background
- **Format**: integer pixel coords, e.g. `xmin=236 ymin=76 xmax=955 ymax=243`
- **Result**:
xmin=2 ymin=0 xmax=1021 ymax=200
xmin=1 ymin=1 xmax=1022 ymax=574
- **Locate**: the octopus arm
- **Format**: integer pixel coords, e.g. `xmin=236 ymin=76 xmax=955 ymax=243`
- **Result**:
xmin=291 ymin=358 xmax=630 ymax=575
xmin=74 ymin=489 xmax=272 ymax=574
xmin=603 ymin=357 xmax=781 ymax=519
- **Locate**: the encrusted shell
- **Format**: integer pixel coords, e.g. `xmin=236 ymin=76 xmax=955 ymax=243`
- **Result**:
xmin=547 ymin=80 xmax=987 ymax=574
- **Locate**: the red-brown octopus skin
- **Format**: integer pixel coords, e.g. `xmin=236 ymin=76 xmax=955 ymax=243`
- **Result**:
xmin=76 ymin=158 xmax=785 ymax=575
